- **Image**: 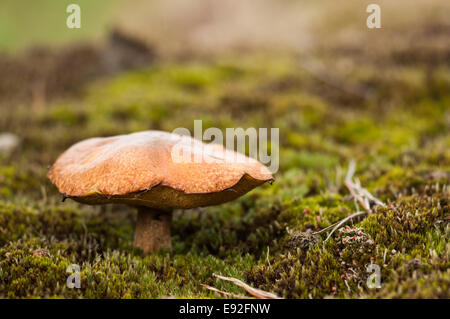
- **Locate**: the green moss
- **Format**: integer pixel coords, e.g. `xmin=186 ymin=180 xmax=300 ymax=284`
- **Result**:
xmin=282 ymin=149 xmax=340 ymax=171
xmin=0 ymin=165 xmax=40 ymax=198
xmin=41 ymin=106 xmax=87 ymax=126
xmin=244 ymin=186 xmax=448 ymax=299
xmin=1 ymin=52 xmax=449 ymax=298
xmin=332 ymin=118 xmax=382 ymax=145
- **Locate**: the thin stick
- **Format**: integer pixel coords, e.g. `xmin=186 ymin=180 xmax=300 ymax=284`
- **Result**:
xmin=361 ymin=188 xmax=385 ymax=207
xmin=314 ymin=210 xmax=367 ymax=236
xmin=314 ymin=160 xmax=386 ymax=242
xmin=344 ymin=160 xmax=372 ymax=213
xmin=201 ymin=284 xmax=249 ymax=299
xmin=344 ymin=160 xmax=386 ymax=213
xmin=314 ymin=220 xmax=343 ymax=235
xmin=212 ymin=273 xmax=281 ymax=299
xmin=345 ymin=179 xmax=372 ymax=213
xmin=323 ymin=211 xmax=366 ymax=242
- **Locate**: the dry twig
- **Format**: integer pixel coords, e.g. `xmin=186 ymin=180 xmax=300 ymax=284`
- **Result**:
xmin=344 ymin=160 xmax=385 ymax=214
xmin=212 ymin=273 xmax=281 ymax=299
xmin=315 ymin=160 xmax=386 ymax=242
xmin=201 ymin=284 xmax=249 ymax=299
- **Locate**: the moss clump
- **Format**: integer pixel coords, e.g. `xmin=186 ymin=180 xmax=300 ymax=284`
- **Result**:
xmin=245 ymin=186 xmax=448 ymax=299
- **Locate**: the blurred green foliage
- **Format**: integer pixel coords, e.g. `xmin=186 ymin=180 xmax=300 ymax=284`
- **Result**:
xmin=0 ymin=0 xmax=116 ymax=52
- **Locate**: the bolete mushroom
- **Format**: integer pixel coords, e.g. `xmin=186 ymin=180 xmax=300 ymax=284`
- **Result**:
xmin=48 ymin=131 xmax=273 ymax=254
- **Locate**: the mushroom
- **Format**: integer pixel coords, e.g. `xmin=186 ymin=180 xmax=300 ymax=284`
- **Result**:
xmin=48 ymin=131 xmax=273 ymax=254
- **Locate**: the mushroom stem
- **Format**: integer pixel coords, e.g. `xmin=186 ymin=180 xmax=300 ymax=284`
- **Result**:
xmin=133 ymin=206 xmax=172 ymax=254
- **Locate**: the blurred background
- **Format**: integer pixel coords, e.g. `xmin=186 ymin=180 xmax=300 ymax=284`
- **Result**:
xmin=1 ymin=0 xmax=449 ymax=170
xmin=0 ymin=0 xmax=449 ymax=299
xmin=1 ymin=0 xmax=449 ymax=101
xmin=1 ymin=0 xmax=449 ymax=55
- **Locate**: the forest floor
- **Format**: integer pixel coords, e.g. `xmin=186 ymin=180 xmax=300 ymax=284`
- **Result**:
xmin=0 ymin=15 xmax=449 ymax=298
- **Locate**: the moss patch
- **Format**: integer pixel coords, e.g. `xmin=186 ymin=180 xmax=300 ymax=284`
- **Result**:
xmin=0 ymin=50 xmax=449 ymax=298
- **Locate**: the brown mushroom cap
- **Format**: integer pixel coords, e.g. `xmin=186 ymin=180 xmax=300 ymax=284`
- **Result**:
xmin=48 ymin=131 xmax=273 ymax=209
